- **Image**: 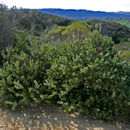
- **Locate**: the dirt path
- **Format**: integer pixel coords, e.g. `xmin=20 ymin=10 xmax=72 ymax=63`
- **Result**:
xmin=0 ymin=103 xmax=129 ymax=130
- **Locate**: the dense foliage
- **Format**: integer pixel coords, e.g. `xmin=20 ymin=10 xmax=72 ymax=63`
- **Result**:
xmin=0 ymin=4 xmax=13 ymax=50
xmin=0 ymin=32 xmax=51 ymax=109
xmin=9 ymin=9 xmax=73 ymax=37
xmin=45 ymin=21 xmax=91 ymax=43
xmin=45 ymin=34 xmax=129 ymax=120
xmin=0 ymin=31 xmax=129 ymax=121
xmin=0 ymin=4 xmax=73 ymax=63
xmin=0 ymin=4 xmax=129 ymax=121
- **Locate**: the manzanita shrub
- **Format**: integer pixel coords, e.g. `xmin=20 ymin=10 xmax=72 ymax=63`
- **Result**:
xmin=45 ymin=34 xmax=129 ymax=120
xmin=0 ymin=32 xmax=51 ymax=110
xmin=0 ymin=31 xmax=129 ymax=121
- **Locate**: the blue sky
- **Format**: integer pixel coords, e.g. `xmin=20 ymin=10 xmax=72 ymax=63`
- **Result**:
xmin=1 ymin=0 xmax=130 ymax=12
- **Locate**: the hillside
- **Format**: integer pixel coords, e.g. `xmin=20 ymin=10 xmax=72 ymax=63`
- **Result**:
xmin=45 ymin=19 xmax=130 ymax=44
xmin=87 ymin=19 xmax=130 ymax=43
xmin=9 ymin=9 xmax=73 ymax=36
xmin=0 ymin=6 xmax=130 ymax=45
xmin=38 ymin=9 xmax=130 ymax=21
xmin=15 ymin=10 xmax=130 ymax=44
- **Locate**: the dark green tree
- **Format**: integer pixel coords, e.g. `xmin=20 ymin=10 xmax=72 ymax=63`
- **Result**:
xmin=0 ymin=4 xmax=13 ymax=50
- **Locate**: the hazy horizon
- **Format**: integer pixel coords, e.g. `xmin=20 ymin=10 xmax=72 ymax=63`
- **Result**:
xmin=1 ymin=0 xmax=130 ymax=12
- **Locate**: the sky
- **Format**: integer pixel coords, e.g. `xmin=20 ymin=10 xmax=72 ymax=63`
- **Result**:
xmin=1 ymin=0 xmax=130 ymax=12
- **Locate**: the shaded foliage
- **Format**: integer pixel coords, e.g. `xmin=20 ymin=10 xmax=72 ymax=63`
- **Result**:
xmin=9 ymin=9 xmax=73 ymax=36
xmin=0 ymin=4 xmax=14 ymax=64
xmin=0 ymin=4 xmax=13 ymax=50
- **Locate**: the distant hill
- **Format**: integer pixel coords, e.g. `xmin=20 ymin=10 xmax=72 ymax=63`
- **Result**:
xmin=5 ymin=7 xmax=130 ymax=44
xmin=13 ymin=9 xmax=130 ymax=44
xmin=38 ymin=9 xmax=130 ymax=21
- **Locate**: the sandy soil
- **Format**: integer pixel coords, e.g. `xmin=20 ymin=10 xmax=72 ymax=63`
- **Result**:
xmin=0 ymin=103 xmax=129 ymax=130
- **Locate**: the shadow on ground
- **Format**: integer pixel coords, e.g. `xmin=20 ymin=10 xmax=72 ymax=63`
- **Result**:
xmin=0 ymin=103 xmax=130 ymax=130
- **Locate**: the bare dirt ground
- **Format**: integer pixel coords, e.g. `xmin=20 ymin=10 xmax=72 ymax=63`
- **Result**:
xmin=0 ymin=103 xmax=129 ymax=130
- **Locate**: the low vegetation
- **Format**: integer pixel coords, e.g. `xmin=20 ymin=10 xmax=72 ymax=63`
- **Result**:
xmin=45 ymin=21 xmax=91 ymax=43
xmin=0 ymin=4 xmax=129 ymax=121
xmin=115 ymin=42 xmax=130 ymax=63
xmin=117 ymin=19 xmax=130 ymax=28
xmin=0 ymin=30 xmax=129 ymax=121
